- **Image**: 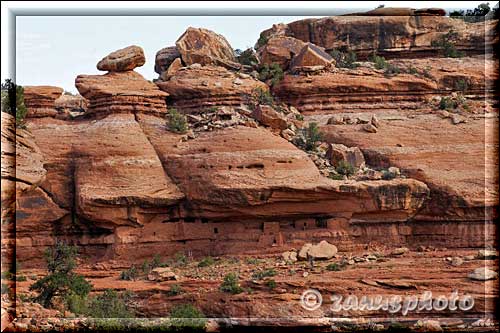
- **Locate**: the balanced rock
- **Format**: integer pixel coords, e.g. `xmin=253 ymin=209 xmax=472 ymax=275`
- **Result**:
xmin=326 ymin=144 xmax=365 ymax=169
xmin=23 ymin=86 xmax=63 ymax=118
xmin=468 ymin=267 xmax=498 ymax=281
xmin=96 ymin=45 xmax=145 ymax=72
xmin=154 ymin=46 xmax=181 ymax=74
xmin=290 ymin=43 xmax=333 ymax=70
xmin=251 ymin=105 xmax=288 ymax=130
xmin=176 ymin=27 xmax=237 ymax=68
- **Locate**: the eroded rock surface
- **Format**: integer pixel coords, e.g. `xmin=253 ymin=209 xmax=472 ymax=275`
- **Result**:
xmin=97 ymin=45 xmax=146 ymax=72
xmin=23 ymin=86 xmax=63 ymax=118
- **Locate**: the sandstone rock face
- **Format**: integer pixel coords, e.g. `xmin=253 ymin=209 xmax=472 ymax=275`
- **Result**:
xmin=23 ymin=86 xmax=63 ymax=118
xmin=257 ymin=36 xmax=306 ymax=69
xmin=96 ymin=45 xmax=145 ymax=72
xmin=54 ymin=94 xmax=88 ymax=113
xmin=290 ymin=43 xmax=334 ymax=70
xmin=307 ymin=240 xmax=338 ymax=260
xmin=156 ymin=65 xmax=268 ymax=112
xmin=154 ymin=46 xmax=181 ymax=74
xmin=160 ymin=58 xmax=183 ymax=81
xmin=176 ymin=27 xmax=237 ymax=68
xmin=75 ymin=71 xmax=168 ymax=115
xmin=326 ymin=144 xmax=365 ymax=169
xmin=262 ymin=15 xmax=496 ymax=58
xmin=251 ymin=105 xmax=288 ymax=130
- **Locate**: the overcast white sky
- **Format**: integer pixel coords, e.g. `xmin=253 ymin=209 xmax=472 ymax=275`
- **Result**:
xmin=2 ymin=1 xmax=491 ymax=92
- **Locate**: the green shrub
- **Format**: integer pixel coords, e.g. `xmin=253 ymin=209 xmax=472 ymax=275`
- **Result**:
xmin=256 ymin=33 xmax=269 ymax=49
xmin=220 ymin=273 xmax=243 ymax=294
xmin=30 ymin=241 xmax=92 ymax=308
xmin=439 ymin=96 xmax=455 ymax=110
xmin=1 ymin=283 xmax=8 ymax=295
xmin=330 ymin=49 xmax=358 ymax=69
xmin=167 ymin=284 xmax=183 ymax=296
xmin=237 ymin=48 xmax=259 ymax=66
xmin=384 ymin=63 xmax=401 ymax=76
xmin=65 ymin=292 xmax=88 ymax=315
xmin=328 ymin=173 xmax=345 ymax=180
xmin=336 ymin=160 xmax=355 ymax=176
xmin=296 ymin=122 xmax=323 ymax=151
xmin=197 ymin=257 xmax=215 ymax=268
xmin=120 ymin=265 xmax=138 ymax=281
xmin=169 ymin=304 xmax=206 ymax=331
xmin=174 ymin=252 xmax=188 ymax=267
xmin=166 ymin=108 xmax=188 ymax=134
xmin=141 ymin=260 xmax=151 ymax=275
xmin=422 ymin=66 xmax=433 ymax=79
xmin=431 ymin=30 xmax=464 ymax=58
xmin=371 ymin=54 xmax=388 ymax=70
xmin=1 ymin=79 xmax=27 ymax=127
xmin=382 ymin=170 xmax=397 ymax=180
xmin=407 ymin=65 xmax=418 ymax=75
xmin=252 ymin=268 xmax=277 ymax=280
xmin=295 ymin=114 xmax=304 ymax=121
xmin=455 ymin=79 xmax=468 ymax=91
xmin=1 ymin=271 xmax=13 ymax=280
xmin=253 ymin=87 xmax=274 ymax=106
xmin=245 ymin=257 xmax=261 ymax=265
xmin=258 ymin=63 xmax=284 ymax=87
xmin=16 ymin=275 xmax=27 ymax=282
xmin=265 ymin=279 xmax=277 ymax=289
xmin=326 ymin=263 xmax=344 ymax=271
xmin=85 ymin=289 xmax=132 ymax=318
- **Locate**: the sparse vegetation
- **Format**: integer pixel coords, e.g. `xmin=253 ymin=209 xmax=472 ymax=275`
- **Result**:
xmin=256 ymin=33 xmax=269 ymax=49
xmin=449 ymin=3 xmax=498 ymax=22
xmin=236 ymin=48 xmax=259 ymax=66
xmin=258 ymin=63 xmax=284 ymax=87
xmin=16 ymin=275 xmax=27 ymax=282
xmin=169 ymin=304 xmax=206 ymax=331
xmin=330 ymin=48 xmax=358 ymax=69
xmin=265 ymin=279 xmax=277 ymax=289
xmin=328 ymin=173 xmax=345 ymax=181
xmin=455 ymin=79 xmax=469 ymax=92
xmin=371 ymin=54 xmax=388 ymax=70
xmin=384 ymin=63 xmax=401 ymax=76
xmin=326 ymin=263 xmax=345 ymax=271
xmin=431 ymin=30 xmax=464 ymax=58
xmin=252 ymin=268 xmax=277 ymax=280
xmin=30 ymin=241 xmax=92 ymax=308
xmin=120 ymin=265 xmax=138 ymax=281
xmin=197 ymin=257 xmax=215 ymax=268
xmin=1 ymin=283 xmax=8 ymax=295
xmin=253 ymin=87 xmax=274 ymax=106
xmin=245 ymin=257 xmax=261 ymax=265
xmin=166 ymin=108 xmax=188 ymax=134
xmin=336 ymin=160 xmax=355 ymax=176
xmin=85 ymin=289 xmax=132 ymax=318
xmin=1 ymin=79 xmax=27 ymax=127
xmin=382 ymin=169 xmax=398 ymax=180
xmin=167 ymin=284 xmax=184 ymax=296
xmin=174 ymin=252 xmax=188 ymax=267
xmin=295 ymin=122 xmax=324 ymax=151
xmin=220 ymin=273 xmax=243 ymax=294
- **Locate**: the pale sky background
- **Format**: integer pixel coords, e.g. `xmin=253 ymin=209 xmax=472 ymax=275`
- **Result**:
xmin=6 ymin=1 xmax=490 ymax=93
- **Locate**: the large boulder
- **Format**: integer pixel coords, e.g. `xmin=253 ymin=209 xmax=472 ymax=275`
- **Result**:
xmin=257 ymin=36 xmax=306 ymax=69
xmin=326 ymin=144 xmax=365 ymax=169
xmin=251 ymin=104 xmax=288 ymax=130
xmin=147 ymin=267 xmax=178 ymax=281
xmin=298 ymin=241 xmax=338 ymax=260
xmin=96 ymin=45 xmax=146 ymax=72
xmin=154 ymin=46 xmax=181 ymax=74
xmin=175 ymin=27 xmax=238 ymax=68
xmin=290 ymin=43 xmax=334 ymax=70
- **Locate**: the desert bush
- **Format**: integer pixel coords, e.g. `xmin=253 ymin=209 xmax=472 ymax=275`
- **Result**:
xmin=30 ymin=241 xmax=92 ymax=308
xmin=85 ymin=289 xmax=132 ymax=318
xmin=169 ymin=304 xmax=206 ymax=331
xmin=256 ymin=33 xmax=269 ymax=49
xmin=120 ymin=265 xmax=138 ymax=281
xmin=197 ymin=257 xmax=215 ymax=268
xmin=258 ymin=63 xmax=284 ymax=87
xmin=236 ymin=48 xmax=259 ymax=66
xmin=167 ymin=284 xmax=183 ymax=296
xmin=330 ymin=49 xmax=358 ymax=69
xmin=220 ymin=273 xmax=243 ymax=294
xmin=439 ymin=96 xmax=456 ymax=110
xmin=336 ymin=160 xmax=355 ymax=176
xmin=1 ymin=79 xmax=27 ymax=127
xmin=245 ymin=257 xmax=261 ymax=265
xmin=407 ymin=65 xmax=418 ymax=75
xmin=382 ymin=169 xmax=398 ymax=180
xmin=166 ymin=108 xmax=188 ymax=134
xmin=455 ymin=79 xmax=469 ymax=92
xmin=1 ymin=283 xmax=8 ymax=295
xmin=253 ymin=87 xmax=274 ymax=106
xmin=371 ymin=54 xmax=388 ymax=70
xmin=252 ymin=268 xmax=277 ymax=280
xmin=16 ymin=275 xmax=27 ymax=282
xmin=295 ymin=122 xmax=323 ymax=151
xmin=326 ymin=263 xmax=345 ymax=271
xmin=384 ymin=63 xmax=401 ymax=76
xmin=174 ymin=252 xmax=188 ymax=267
xmin=431 ymin=30 xmax=464 ymax=58
xmin=265 ymin=279 xmax=277 ymax=289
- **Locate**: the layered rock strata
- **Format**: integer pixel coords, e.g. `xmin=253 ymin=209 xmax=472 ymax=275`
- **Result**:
xmin=23 ymin=86 xmax=63 ymax=118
